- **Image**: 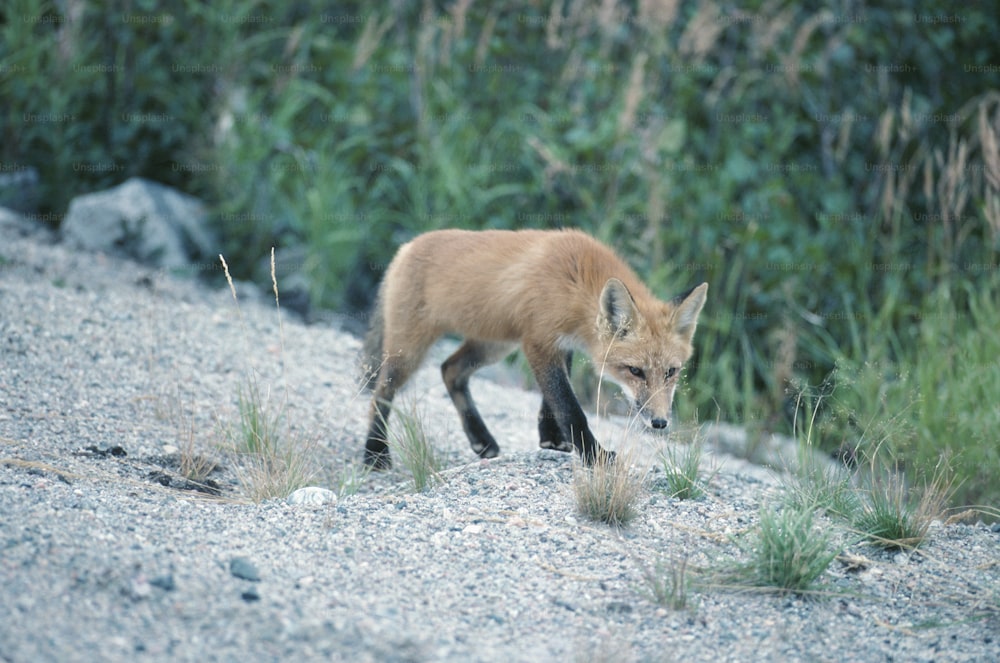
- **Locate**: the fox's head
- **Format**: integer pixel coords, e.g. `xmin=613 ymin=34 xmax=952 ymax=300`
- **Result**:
xmin=593 ymin=278 xmax=708 ymax=433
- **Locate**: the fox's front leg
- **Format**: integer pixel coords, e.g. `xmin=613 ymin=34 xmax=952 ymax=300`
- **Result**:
xmin=524 ymin=343 xmax=613 ymax=465
xmin=538 ymin=350 xmax=574 ymax=452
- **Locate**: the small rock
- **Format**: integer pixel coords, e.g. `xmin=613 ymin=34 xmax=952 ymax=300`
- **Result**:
xmin=287 ymin=487 xmax=337 ymax=506
xmin=241 ymin=588 xmax=261 ymax=602
xmin=229 ymin=556 xmax=261 ymax=582
xmin=150 ymin=574 xmax=176 ymax=591
xmin=127 ymin=575 xmax=152 ymax=600
xmin=606 ymin=601 xmax=633 ymax=614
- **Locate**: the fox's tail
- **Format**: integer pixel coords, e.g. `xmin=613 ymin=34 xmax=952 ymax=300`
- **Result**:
xmin=359 ymin=283 xmax=386 ymax=391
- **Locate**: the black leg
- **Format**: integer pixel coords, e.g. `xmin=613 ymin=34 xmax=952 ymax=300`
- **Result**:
xmin=441 ymin=341 xmax=512 ymax=458
xmin=525 ymin=346 xmax=613 ymax=466
xmin=538 ymin=351 xmax=574 ymax=451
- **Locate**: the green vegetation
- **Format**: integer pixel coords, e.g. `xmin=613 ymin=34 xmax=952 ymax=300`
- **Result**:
xmin=385 ymin=401 xmax=446 ymax=493
xmin=218 ymin=252 xmax=318 ymax=502
xmin=636 ymin=555 xmax=694 ymax=611
xmin=657 ymin=439 xmax=715 ymax=501
xmin=3 ymin=1 xmax=998 ymax=513
xmin=730 ymin=504 xmax=839 ymax=594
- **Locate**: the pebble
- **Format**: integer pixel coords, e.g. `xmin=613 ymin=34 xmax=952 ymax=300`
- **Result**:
xmin=287 ymin=486 xmax=338 ymax=505
xmin=229 ymin=557 xmax=261 ymax=582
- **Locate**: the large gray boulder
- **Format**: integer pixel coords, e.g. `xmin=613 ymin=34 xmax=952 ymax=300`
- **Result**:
xmin=61 ymin=177 xmax=215 ymax=269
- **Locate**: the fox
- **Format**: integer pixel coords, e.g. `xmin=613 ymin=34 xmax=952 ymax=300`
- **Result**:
xmin=360 ymin=228 xmax=707 ymax=470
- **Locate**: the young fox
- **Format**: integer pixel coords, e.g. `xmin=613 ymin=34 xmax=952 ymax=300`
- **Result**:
xmin=361 ymin=228 xmax=707 ymax=469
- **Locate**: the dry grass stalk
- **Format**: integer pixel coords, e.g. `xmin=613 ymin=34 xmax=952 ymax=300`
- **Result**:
xmin=352 ymin=13 xmax=395 ymax=72
xmin=618 ymin=52 xmax=647 ymax=137
xmin=678 ymin=0 xmax=723 ymax=62
xmin=572 ymin=443 xmax=646 ymax=527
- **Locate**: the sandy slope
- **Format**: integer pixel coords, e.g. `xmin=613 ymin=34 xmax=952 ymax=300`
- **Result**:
xmin=1 ymin=209 xmax=997 ymax=662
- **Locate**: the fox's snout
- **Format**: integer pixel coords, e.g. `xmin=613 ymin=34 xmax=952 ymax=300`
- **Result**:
xmin=650 ymin=417 xmax=669 ymax=430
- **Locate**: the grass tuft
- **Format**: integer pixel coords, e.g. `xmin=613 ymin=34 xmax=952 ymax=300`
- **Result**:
xmin=572 ymin=445 xmax=645 ymax=527
xmin=217 ymin=251 xmax=319 ymax=502
xmin=658 ymin=438 xmax=716 ymax=500
xmin=177 ymin=418 xmax=219 ymax=485
xmin=731 ymin=504 xmax=838 ymax=593
xmin=853 ymin=464 xmax=953 ymax=551
xmin=636 ymin=555 xmax=694 ymax=610
xmin=386 ymin=401 xmax=445 ymax=493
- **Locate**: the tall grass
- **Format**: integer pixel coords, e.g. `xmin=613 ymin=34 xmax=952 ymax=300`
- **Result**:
xmin=218 ymin=251 xmax=318 ymax=502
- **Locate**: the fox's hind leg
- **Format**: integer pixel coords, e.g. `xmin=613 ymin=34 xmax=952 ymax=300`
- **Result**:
xmin=441 ymin=340 xmax=514 ymax=459
xmin=364 ymin=335 xmax=436 ymax=470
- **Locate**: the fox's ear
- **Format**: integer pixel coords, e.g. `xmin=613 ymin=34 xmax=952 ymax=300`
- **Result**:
xmin=598 ymin=278 xmax=638 ymax=337
xmin=672 ymin=282 xmax=708 ymax=341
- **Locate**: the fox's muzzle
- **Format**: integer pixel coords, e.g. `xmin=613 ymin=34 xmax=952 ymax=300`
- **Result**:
xmin=650 ymin=417 xmax=669 ymax=430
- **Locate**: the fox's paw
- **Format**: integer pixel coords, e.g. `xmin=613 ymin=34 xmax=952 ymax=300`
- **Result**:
xmin=473 ymin=441 xmax=501 ymax=459
xmin=363 ymin=447 xmax=393 ymax=471
xmin=539 ymin=438 xmax=573 ymax=453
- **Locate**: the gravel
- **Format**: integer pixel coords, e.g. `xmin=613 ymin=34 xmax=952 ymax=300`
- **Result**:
xmin=1 ymin=210 xmax=998 ymax=662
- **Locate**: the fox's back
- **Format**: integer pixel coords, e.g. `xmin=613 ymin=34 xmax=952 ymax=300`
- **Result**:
xmin=381 ymin=228 xmax=653 ymax=343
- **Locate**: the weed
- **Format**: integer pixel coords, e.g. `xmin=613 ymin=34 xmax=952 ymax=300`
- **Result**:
xmin=636 ymin=555 xmax=694 ymax=610
xmin=731 ymin=504 xmax=838 ymax=593
xmin=783 ymin=398 xmax=859 ymax=519
xmin=331 ymin=461 xmax=372 ymax=499
xmin=853 ymin=461 xmax=953 ymax=551
xmin=783 ymin=458 xmax=860 ymax=522
xmin=386 ymin=401 xmax=445 ymax=493
xmin=218 ymin=250 xmax=319 ymax=502
xmin=658 ymin=438 xmax=716 ymax=500
xmin=177 ymin=418 xmax=218 ymax=485
xmin=230 ymin=437 xmax=318 ymax=504
xmin=572 ymin=445 xmax=645 ymax=527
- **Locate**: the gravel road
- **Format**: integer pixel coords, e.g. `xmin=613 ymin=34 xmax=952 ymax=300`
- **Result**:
xmin=1 ymin=209 xmax=998 ymax=662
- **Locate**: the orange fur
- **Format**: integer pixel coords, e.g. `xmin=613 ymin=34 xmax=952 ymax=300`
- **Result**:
xmin=362 ymin=228 xmax=707 ymax=469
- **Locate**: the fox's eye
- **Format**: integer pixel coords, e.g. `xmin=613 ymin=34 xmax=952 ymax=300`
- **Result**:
xmin=665 ymin=367 xmax=678 ymax=380
xmin=627 ymin=366 xmax=645 ymax=379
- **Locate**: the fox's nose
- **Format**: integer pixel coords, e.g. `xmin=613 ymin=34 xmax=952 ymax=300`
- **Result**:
xmin=650 ymin=418 xmax=670 ymax=430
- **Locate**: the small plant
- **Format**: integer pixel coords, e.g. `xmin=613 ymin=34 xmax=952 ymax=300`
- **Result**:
xmin=636 ymin=555 xmax=693 ymax=610
xmin=783 ymin=459 xmax=860 ymax=522
xmin=178 ymin=419 xmax=219 ymax=485
xmin=331 ymin=461 xmax=372 ymax=499
xmin=223 ymin=373 xmax=318 ymax=502
xmin=732 ymin=505 xmax=838 ymax=593
xmin=231 ymin=437 xmax=318 ymax=503
xmin=217 ymin=251 xmax=319 ymax=502
xmin=572 ymin=446 xmax=645 ymax=527
xmin=782 ymin=381 xmax=861 ymax=520
xmin=658 ymin=440 xmax=715 ymax=500
xmin=387 ymin=402 xmax=444 ymax=492
xmin=853 ymin=464 xmax=953 ymax=551
xmin=234 ymin=376 xmax=283 ymax=455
